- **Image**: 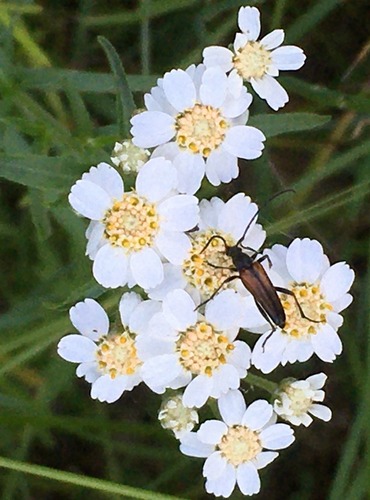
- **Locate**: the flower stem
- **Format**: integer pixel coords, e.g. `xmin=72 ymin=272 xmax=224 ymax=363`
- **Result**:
xmin=244 ymin=372 xmax=278 ymax=394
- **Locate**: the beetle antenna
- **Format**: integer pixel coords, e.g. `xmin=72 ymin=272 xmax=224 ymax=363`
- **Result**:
xmin=236 ymin=189 xmax=295 ymax=246
xmin=200 ymin=234 xmax=228 ymax=254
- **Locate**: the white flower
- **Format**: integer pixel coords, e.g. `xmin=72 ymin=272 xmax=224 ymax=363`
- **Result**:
xmin=137 ymin=289 xmax=251 ymax=408
xmin=158 ymin=394 xmax=199 ymax=438
xmin=252 ymin=238 xmax=355 ymax=373
xmin=131 ymin=64 xmax=265 ymax=192
xmin=180 ymin=390 xmax=294 ymax=497
xmin=111 ymin=139 xmax=150 ymax=173
xmin=57 ymin=293 xmax=160 ymax=403
xmin=69 ymin=161 xmax=199 ymax=289
xmin=203 ymin=6 xmax=306 ymax=110
xmin=147 ymin=193 xmax=266 ymax=320
xmin=273 ymin=373 xmax=332 ymax=427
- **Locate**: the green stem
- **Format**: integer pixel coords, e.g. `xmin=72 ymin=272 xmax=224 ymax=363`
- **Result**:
xmin=244 ymin=373 xmax=278 ymax=394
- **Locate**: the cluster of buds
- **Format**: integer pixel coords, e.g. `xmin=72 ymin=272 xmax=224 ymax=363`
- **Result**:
xmin=58 ymin=6 xmax=354 ymax=498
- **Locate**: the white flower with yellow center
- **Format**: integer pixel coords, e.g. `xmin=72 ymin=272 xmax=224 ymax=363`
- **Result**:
xmin=180 ymin=390 xmax=294 ymax=497
xmin=131 ymin=64 xmax=265 ymax=192
xmin=273 ymin=373 xmax=332 ymax=427
xmin=203 ymin=6 xmax=306 ymax=110
xmin=137 ymin=289 xmax=251 ymax=408
xmin=111 ymin=139 xmax=150 ymax=173
xmin=251 ymin=238 xmax=355 ymax=373
xmin=69 ymin=161 xmax=199 ymax=289
xmin=147 ymin=193 xmax=267 ymax=324
xmin=158 ymin=394 xmax=199 ymax=438
xmin=57 ymin=293 xmax=160 ymax=403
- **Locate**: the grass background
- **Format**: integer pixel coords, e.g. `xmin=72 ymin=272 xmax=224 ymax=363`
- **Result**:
xmin=0 ymin=0 xmax=369 ymax=499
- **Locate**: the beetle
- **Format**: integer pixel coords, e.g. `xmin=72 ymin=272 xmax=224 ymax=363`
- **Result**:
xmin=196 ymin=192 xmax=321 ymax=334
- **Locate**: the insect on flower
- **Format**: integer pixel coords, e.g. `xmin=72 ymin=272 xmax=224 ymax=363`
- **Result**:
xmin=197 ymin=191 xmax=321 ymax=337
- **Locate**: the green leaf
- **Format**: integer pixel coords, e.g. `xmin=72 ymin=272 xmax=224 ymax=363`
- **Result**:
xmin=98 ymin=36 xmax=136 ymax=137
xmin=249 ymin=112 xmax=331 ymax=138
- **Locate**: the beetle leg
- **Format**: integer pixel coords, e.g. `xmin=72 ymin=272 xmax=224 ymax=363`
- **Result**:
xmin=253 ymin=301 xmax=277 ymax=351
xmin=195 ymin=275 xmax=241 ymax=310
xmin=239 ymin=244 xmax=260 ymax=258
xmin=206 ymin=260 xmax=236 ymax=271
xmin=256 ymin=254 xmax=272 ymax=268
xmin=275 ymin=287 xmax=322 ymax=323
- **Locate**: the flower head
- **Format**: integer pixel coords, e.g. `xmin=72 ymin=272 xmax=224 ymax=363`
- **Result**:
xmin=251 ymin=238 xmax=355 ymax=373
xmin=137 ymin=289 xmax=251 ymax=408
xmin=273 ymin=373 xmax=332 ymax=426
xmin=111 ymin=139 xmax=150 ymax=173
xmin=203 ymin=6 xmax=306 ymax=110
xmin=69 ymin=161 xmax=199 ymax=289
xmin=131 ymin=64 xmax=265 ymax=192
xmin=158 ymin=394 xmax=199 ymax=438
xmin=57 ymin=293 xmax=160 ymax=403
xmin=180 ymin=390 xmax=294 ymax=497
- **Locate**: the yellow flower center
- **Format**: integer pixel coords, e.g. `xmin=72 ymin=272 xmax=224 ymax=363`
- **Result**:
xmin=183 ymin=230 xmax=235 ymax=299
xmin=218 ymin=425 xmax=262 ymax=466
xmin=233 ymin=41 xmax=272 ymax=80
xmin=280 ymin=283 xmax=332 ymax=339
xmin=103 ymin=193 xmax=159 ymax=252
xmin=175 ymin=103 xmax=229 ymax=157
xmin=284 ymin=386 xmax=313 ymax=416
xmin=176 ymin=321 xmax=234 ymax=376
xmin=96 ymin=330 xmax=142 ymax=379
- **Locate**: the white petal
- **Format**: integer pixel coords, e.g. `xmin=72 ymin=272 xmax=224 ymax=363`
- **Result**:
xmin=211 ymin=364 xmax=240 ymax=397
xmin=242 ymin=400 xmax=273 ymax=430
xmin=205 ymin=463 xmax=236 ymax=498
xmin=173 ymin=151 xmax=205 ymax=194
xmin=93 ymin=244 xmax=128 ymax=288
xmin=142 ymin=354 xmax=182 ymax=392
xmin=131 ymin=111 xmax=175 ymax=148
xmin=260 ymin=423 xmax=294 ymax=450
xmin=237 ymin=462 xmax=261 ymax=496
xmin=228 ymin=341 xmax=252 ymax=374
xmin=198 ymin=420 xmax=228 ymax=445
xmin=130 ymin=248 xmax=164 ymax=289
xmin=200 ymin=67 xmax=227 ymax=108
xmin=306 ymin=373 xmax=327 ymax=390
xmin=233 ymin=33 xmax=249 ymax=51
xmin=309 ymin=404 xmax=332 ymax=422
xmin=57 ymin=335 xmax=96 ymax=363
xmin=69 ymin=180 xmax=112 ymax=220
xmin=183 ymin=375 xmax=213 ymax=408
xmin=163 ymin=289 xmax=197 ymax=330
xmin=320 ymin=262 xmax=355 ymax=302
xmin=223 ymin=125 xmax=265 ymax=159
xmin=147 ymin=263 xmax=186 ymax=300
xmin=91 ymin=375 xmax=128 ymax=403
xmin=221 ymin=87 xmax=252 ymax=118
xmin=69 ymin=298 xmax=109 ymax=340
xmin=205 ymin=149 xmax=239 ymax=185
xmin=119 ymin=292 xmax=142 ymax=327
xmin=163 ymin=69 xmax=196 ymax=111
xmin=253 ymin=451 xmax=278 ymax=469
xmin=205 ymin=289 xmax=244 ymax=330
xmin=82 ymin=162 xmax=124 ymax=200
xmin=203 ymin=452 xmax=227 ymax=480
xmin=218 ymin=390 xmax=246 ymax=425
xmin=129 ymin=300 xmax=162 ymax=335
xmin=76 ymin=362 xmax=100 ymax=383
xmin=286 ymin=238 xmax=325 ymax=283
xmin=135 ymin=157 xmax=177 ymax=201
xmin=218 ymin=193 xmax=257 ymax=241
xmin=180 ymin=432 xmax=214 ymax=458
xmin=251 ymin=75 xmax=289 ymax=111
xmin=158 ymin=195 xmax=199 ymax=232
xmin=203 ymin=46 xmax=234 ymax=72
xmin=155 ymin=231 xmax=191 ymax=265
xmin=260 ymin=29 xmax=284 ymax=50
xmin=271 ymin=45 xmax=306 ymax=70
xmin=238 ymin=6 xmax=261 ymax=41
xmin=85 ymin=221 xmax=105 ymax=259
xmin=331 ymin=293 xmax=353 ymax=313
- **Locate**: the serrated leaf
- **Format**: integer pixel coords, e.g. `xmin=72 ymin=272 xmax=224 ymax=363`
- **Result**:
xmin=249 ymin=112 xmax=331 ymax=138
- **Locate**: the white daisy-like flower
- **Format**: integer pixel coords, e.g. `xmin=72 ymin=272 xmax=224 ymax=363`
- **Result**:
xmin=137 ymin=289 xmax=251 ymax=408
xmin=251 ymin=238 xmax=355 ymax=373
xmin=273 ymin=373 xmax=332 ymax=427
xmin=131 ymin=64 xmax=265 ymax=192
xmin=180 ymin=390 xmax=294 ymax=497
xmin=203 ymin=6 xmax=306 ymax=110
xmin=147 ymin=193 xmax=266 ymax=323
xmin=110 ymin=139 xmax=150 ymax=173
xmin=158 ymin=394 xmax=199 ymax=439
xmin=57 ymin=293 xmax=160 ymax=403
xmin=69 ymin=161 xmax=199 ymax=289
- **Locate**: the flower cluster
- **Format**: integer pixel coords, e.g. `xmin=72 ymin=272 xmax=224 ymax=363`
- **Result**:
xmin=58 ymin=6 xmax=354 ymax=498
